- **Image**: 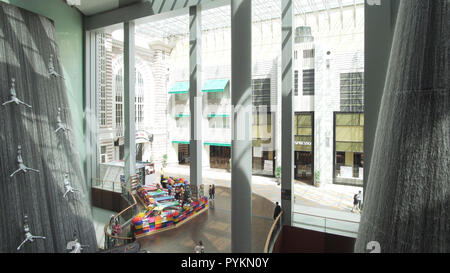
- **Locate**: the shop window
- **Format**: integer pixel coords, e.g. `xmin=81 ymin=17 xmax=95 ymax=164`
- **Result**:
xmin=294 ymin=112 xmax=314 ymax=185
xmin=207 ymin=92 xmax=222 ymax=104
xmin=334 ymin=112 xmax=364 ymax=183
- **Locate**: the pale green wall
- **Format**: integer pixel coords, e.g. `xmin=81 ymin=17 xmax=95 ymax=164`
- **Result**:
xmin=1 ymin=0 xmax=86 ymax=168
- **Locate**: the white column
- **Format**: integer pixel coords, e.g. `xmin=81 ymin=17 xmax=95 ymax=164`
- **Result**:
xmin=231 ymin=0 xmax=252 ymax=253
xmin=281 ymin=0 xmax=294 ymax=226
xmin=124 ymin=21 xmax=136 ymax=187
xmin=189 ymin=4 xmax=203 ymax=194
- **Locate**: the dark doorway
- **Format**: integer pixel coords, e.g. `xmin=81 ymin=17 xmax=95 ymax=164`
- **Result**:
xmin=178 ymin=144 xmax=190 ymax=165
xmin=210 ymin=146 xmax=231 ymax=170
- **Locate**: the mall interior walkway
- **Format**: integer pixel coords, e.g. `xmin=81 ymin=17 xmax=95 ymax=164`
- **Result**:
xmin=136 ymin=186 xmax=274 ymax=253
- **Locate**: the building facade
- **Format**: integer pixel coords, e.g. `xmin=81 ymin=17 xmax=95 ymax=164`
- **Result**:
xmin=97 ymin=2 xmax=364 ymax=186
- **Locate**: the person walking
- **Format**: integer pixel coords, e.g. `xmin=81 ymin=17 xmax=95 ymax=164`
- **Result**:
xmin=211 ymin=184 xmax=215 ymax=200
xmin=356 ymin=191 xmax=363 ymax=211
xmin=273 ymin=202 xmax=282 ymax=220
xmin=194 ymin=241 xmax=205 ymax=253
xmin=351 ymin=193 xmax=359 ymax=212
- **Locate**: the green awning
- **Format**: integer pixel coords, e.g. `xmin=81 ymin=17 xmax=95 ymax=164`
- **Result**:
xmin=207 ymin=113 xmax=230 ymax=118
xmin=202 ymin=79 xmax=229 ymax=93
xmin=172 ymin=140 xmax=190 ymax=145
xmin=169 ymin=81 xmax=189 ymax=94
xmin=175 ymin=114 xmax=190 ymax=118
xmin=204 ymin=142 xmax=231 ymax=147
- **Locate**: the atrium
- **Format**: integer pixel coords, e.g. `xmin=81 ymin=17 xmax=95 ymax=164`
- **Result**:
xmin=0 ymin=0 xmax=448 ymax=255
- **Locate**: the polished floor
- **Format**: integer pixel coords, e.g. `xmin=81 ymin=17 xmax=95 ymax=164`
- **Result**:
xmin=137 ymin=186 xmax=274 ymax=253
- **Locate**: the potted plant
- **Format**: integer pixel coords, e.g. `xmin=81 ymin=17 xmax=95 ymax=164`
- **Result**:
xmin=314 ymin=170 xmax=321 ymax=187
xmin=162 ymin=154 xmax=168 ymax=168
xmin=275 ymin=166 xmax=281 ymax=185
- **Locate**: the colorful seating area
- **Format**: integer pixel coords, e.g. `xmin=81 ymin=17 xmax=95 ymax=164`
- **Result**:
xmin=132 ymin=177 xmax=208 ymax=237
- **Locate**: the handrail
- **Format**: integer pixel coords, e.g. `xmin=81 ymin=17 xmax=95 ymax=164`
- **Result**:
xmin=293 ymin=211 xmax=360 ymax=224
xmin=102 ymin=179 xmax=138 ymax=241
xmin=264 ymin=211 xmax=284 ymax=253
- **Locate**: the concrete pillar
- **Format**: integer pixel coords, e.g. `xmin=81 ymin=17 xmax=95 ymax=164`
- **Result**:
xmin=281 ymin=0 xmax=294 ymax=226
xmin=189 ymin=4 xmax=202 ymax=193
xmin=231 ymin=0 xmax=252 ymax=253
xmin=364 ymin=0 xmax=399 ymax=192
xmin=356 ymin=0 xmax=449 ymax=253
xmin=124 ymin=21 xmax=136 ymax=187
xmin=85 ymin=30 xmax=97 ymax=199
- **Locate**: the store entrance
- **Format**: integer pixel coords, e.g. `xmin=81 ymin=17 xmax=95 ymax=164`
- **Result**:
xmin=252 ymin=149 xmax=275 ymax=177
xmin=178 ymin=144 xmax=190 ymax=165
xmin=210 ymin=146 xmax=230 ymax=170
xmin=295 ymin=151 xmax=313 ymax=185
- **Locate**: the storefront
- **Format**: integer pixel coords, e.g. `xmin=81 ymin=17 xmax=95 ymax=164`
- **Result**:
xmin=294 ymin=112 xmax=314 ymax=185
xmin=207 ymin=143 xmax=231 ymax=170
xmin=252 ymin=110 xmax=275 ymax=177
xmin=333 ymin=112 xmax=364 ymax=185
xmin=252 ymin=140 xmax=275 ymax=177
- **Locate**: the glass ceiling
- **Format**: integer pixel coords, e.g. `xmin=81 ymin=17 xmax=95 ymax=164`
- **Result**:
xmin=136 ymin=0 xmax=364 ymax=39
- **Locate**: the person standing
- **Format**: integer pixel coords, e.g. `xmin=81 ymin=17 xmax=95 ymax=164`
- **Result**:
xmin=211 ymin=184 xmax=215 ymax=200
xmin=273 ymin=202 xmax=282 ymax=220
xmin=194 ymin=241 xmax=205 ymax=253
xmin=208 ymin=185 xmax=212 ymax=200
xmin=356 ymin=191 xmax=363 ymax=211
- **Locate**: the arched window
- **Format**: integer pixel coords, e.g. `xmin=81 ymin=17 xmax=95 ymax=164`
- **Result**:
xmin=114 ymin=68 xmax=145 ymax=131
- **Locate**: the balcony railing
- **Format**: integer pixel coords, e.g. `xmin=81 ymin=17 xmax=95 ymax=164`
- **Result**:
xmin=264 ymin=211 xmax=284 ymax=253
xmin=102 ymin=176 xmax=139 ymax=250
xmin=292 ymin=211 xmax=359 ymax=238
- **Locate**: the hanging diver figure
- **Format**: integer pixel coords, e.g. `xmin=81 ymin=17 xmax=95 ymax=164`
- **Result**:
xmin=55 ymin=107 xmax=71 ymax=133
xmin=2 ymin=78 xmax=32 ymax=108
xmin=66 ymin=231 xmax=89 ymax=253
xmin=10 ymin=145 xmax=40 ymax=178
xmin=48 ymin=54 xmax=65 ymax=79
xmin=63 ymin=173 xmax=78 ymax=199
xmin=17 ymin=215 xmax=46 ymax=251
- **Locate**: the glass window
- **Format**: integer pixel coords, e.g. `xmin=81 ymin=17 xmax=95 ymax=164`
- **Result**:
xmin=252 ymin=78 xmax=271 ymax=111
xmin=340 ymin=72 xmax=364 ymax=112
xmin=302 ymin=69 xmax=314 ymax=96
xmin=303 ymin=49 xmax=315 ymax=59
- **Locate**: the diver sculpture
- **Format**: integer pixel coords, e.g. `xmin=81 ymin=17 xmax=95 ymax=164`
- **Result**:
xmin=48 ymin=54 xmax=64 ymax=79
xmin=55 ymin=107 xmax=71 ymax=133
xmin=2 ymin=78 xmax=32 ymax=108
xmin=9 ymin=145 xmax=40 ymax=178
xmin=63 ymin=173 xmax=78 ymax=199
xmin=17 ymin=215 xmax=46 ymax=251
